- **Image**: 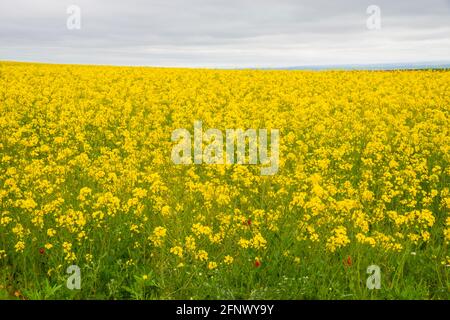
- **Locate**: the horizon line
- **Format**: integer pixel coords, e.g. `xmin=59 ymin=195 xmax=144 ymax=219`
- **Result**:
xmin=2 ymin=59 xmax=450 ymax=71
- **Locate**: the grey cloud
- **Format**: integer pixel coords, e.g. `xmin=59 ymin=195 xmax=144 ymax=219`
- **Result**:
xmin=0 ymin=0 xmax=449 ymax=67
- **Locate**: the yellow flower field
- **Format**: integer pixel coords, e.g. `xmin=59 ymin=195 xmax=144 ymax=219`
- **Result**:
xmin=0 ymin=61 xmax=449 ymax=299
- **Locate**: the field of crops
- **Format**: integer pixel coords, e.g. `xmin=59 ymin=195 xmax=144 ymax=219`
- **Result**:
xmin=0 ymin=61 xmax=449 ymax=299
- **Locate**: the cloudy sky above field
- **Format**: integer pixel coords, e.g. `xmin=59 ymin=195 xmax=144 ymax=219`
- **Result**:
xmin=0 ymin=0 xmax=449 ymax=67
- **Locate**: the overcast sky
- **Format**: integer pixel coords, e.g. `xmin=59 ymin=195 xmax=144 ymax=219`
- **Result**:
xmin=0 ymin=0 xmax=449 ymax=67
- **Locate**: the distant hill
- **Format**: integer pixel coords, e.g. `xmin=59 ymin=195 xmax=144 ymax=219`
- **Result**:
xmin=258 ymin=62 xmax=450 ymax=71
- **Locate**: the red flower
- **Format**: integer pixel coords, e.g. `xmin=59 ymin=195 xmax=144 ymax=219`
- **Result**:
xmin=39 ymin=248 xmax=45 ymax=255
xmin=254 ymin=259 xmax=261 ymax=268
xmin=247 ymin=219 xmax=252 ymax=226
xmin=344 ymin=255 xmax=352 ymax=267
